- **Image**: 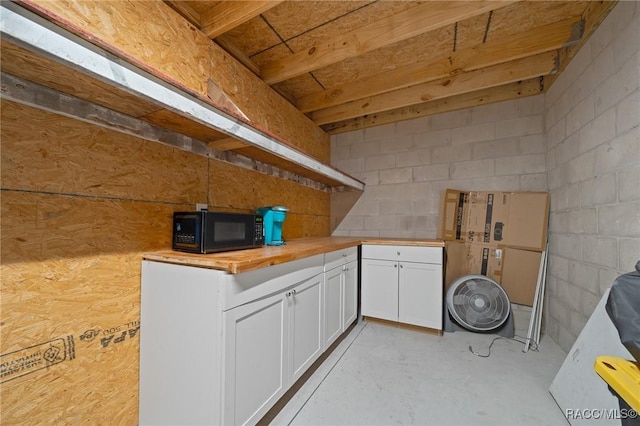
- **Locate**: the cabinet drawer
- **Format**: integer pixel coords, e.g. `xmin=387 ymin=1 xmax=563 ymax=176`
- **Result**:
xmin=324 ymin=247 xmax=358 ymax=271
xmin=361 ymin=244 xmax=442 ymax=264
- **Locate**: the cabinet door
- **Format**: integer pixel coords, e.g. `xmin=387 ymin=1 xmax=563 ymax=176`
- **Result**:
xmin=343 ymin=260 xmax=358 ymax=329
xmin=289 ymin=274 xmax=323 ymax=383
xmin=223 ymin=291 xmax=288 ymax=426
xmin=361 ymin=259 xmax=398 ymax=321
xmin=323 ymin=266 xmax=343 ymax=349
xmin=398 ymin=261 xmax=443 ymax=329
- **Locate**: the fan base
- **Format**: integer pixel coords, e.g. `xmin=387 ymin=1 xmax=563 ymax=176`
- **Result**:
xmin=443 ymin=303 xmax=515 ymax=338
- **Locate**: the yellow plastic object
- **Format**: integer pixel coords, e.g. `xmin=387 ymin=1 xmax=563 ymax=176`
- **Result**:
xmin=594 ymin=356 xmax=640 ymax=413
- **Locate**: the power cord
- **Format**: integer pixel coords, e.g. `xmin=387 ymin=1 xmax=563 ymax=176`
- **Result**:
xmin=468 ymin=334 xmax=539 ymax=358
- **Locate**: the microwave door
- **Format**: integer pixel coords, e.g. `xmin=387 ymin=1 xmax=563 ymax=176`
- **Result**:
xmin=206 ymin=214 xmax=255 ymax=252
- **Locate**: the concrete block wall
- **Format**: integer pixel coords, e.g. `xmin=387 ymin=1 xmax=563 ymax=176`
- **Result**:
xmin=330 ymin=96 xmax=547 ymax=238
xmin=330 ymin=1 xmax=639 ymax=352
xmin=544 ymin=1 xmax=640 ymax=352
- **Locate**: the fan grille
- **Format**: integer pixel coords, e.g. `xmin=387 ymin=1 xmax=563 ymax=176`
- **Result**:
xmin=446 ymin=275 xmax=510 ymax=331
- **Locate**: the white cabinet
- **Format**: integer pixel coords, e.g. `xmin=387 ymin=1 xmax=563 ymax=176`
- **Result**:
xmin=324 ymin=266 xmax=343 ymax=346
xmin=289 ymin=274 xmax=323 ymax=382
xmin=361 ymin=258 xmax=398 ymax=321
xmin=323 ymin=247 xmax=358 ymax=348
xmin=223 ymin=273 xmax=323 ymax=425
xmin=343 ymin=260 xmax=358 ymax=328
xmin=361 ymin=244 xmax=443 ymax=330
xmin=140 ymin=254 xmax=326 ymax=426
xmin=398 ymin=261 xmax=442 ymax=328
xmin=140 ymin=247 xmax=359 ymax=426
xmin=223 ymin=290 xmax=288 ymax=426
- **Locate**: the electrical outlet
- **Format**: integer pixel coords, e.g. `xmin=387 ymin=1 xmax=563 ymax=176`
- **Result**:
xmin=196 ymin=203 xmax=208 ymax=211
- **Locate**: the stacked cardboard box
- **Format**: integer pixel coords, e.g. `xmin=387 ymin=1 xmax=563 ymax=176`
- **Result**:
xmin=438 ymin=189 xmax=550 ymax=306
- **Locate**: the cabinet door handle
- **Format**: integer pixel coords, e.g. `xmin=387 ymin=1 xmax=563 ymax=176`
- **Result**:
xmin=292 ymin=289 xmax=297 ymax=295
xmin=394 ymin=264 xmax=397 ymax=268
xmin=400 ymin=264 xmax=403 ymax=269
xmin=397 ymin=251 xmax=400 ymax=256
xmin=286 ymin=291 xmax=292 ymax=297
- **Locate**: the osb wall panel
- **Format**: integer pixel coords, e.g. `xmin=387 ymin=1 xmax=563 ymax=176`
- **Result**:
xmin=0 ymin=195 xmax=193 ymax=425
xmin=25 ymin=0 xmax=211 ymax=96
xmin=208 ymin=159 xmax=331 ymax=239
xmin=0 ymin=102 xmax=200 ymax=425
xmin=1 ymin=101 xmax=208 ymax=204
xmin=0 ymin=194 xmax=183 ymax=425
xmin=207 ymin=41 xmax=330 ymax=163
xmin=25 ymin=0 xmax=331 ymax=163
xmin=1 ymin=100 xmax=329 ymax=424
xmin=1 ymin=192 xmax=180 ymax=264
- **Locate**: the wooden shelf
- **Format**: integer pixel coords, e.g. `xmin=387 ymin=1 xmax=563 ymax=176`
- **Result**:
xmin=0 ymin=2 xmax=364 ymax=191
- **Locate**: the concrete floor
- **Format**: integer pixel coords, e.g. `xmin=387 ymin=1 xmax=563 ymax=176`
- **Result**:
xmin=272 ymin=308 xmax=569 ymax=426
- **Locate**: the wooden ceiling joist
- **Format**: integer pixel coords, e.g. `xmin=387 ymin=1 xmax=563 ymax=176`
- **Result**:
xmin=164 ymin=0 xmax=201 ymax=27
xmin=83 ymin=1 xmax=611 ymax=144
xmin=323 ymin=78 xmax=543 ymax=134
xmin=164 ymin=1 xmax=266 ymax=76
xmin=311 ymin=51 xmax=558 ymax=125
xmin=200 ymin=1 xmax=284 ymax=39
xmin=296 ymin=17 xmax=583 ymax=113
xmin=215 ymin=34 xmax=261 ymax=76
xmin=260 ymin=0 xmax=518 ymax=85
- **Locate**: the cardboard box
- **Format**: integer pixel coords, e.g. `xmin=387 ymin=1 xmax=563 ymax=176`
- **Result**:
xmin=444 ymin=242 xmax=504 ymax=288
xmin=466 ymin=191 xmax=510 ymax=245
xmin=504 ymin=192 xmax=550 ymax=251
xmin=466 ymin=243 xmax=503 ymax=283
xmin=439 ymin=189 xmax=549 ymax=251
xmin=500 ymin=248 xmax=542 ymax=306
xmin=438 ymin=189 xmax=469 ymax=241
xmin=440 ymin=188 xmax=548 ymax=306
xmin=444 ymin=242 xmax=543 ymax=307
xmin=443 ymin=241 xmax=467 ymax=288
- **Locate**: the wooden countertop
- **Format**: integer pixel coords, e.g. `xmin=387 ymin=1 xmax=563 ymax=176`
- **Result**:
xmin=143 ymin=237 xmax=443 ymax=274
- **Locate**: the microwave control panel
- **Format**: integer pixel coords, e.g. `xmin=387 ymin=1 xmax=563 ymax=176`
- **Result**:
xmin=255 ymin=217 xmax=264 ymax=242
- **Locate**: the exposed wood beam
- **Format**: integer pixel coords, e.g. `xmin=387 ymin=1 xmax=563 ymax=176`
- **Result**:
xmin=214 ymin=34 xmax=261 ymax=76
xmin=323 ymin=78 xmax=543 ymax=134
xmin=260 ymin=0 xmax=518 ymax=85
xmin=543 ymin=0 xmax=618 ymax=91
xmin=166 ymin=1 xmax=262 ymax=78
xmin=311 ymin=51 xmax=557 ymax=125
xmin=297 ymin=17 xmax=583 ymax=113
xmin=164 ymin=1 xmax=201 ymax=27
xmin=200 ymin=1 xmax=284 ymax=39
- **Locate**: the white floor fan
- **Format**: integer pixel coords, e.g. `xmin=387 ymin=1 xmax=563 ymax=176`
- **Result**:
xmin=444 ymin=274 xmax=515 ymax=337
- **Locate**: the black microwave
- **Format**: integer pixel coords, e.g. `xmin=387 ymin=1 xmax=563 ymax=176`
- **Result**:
xmin=172 ymin=211 xmax=264 ymax=254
